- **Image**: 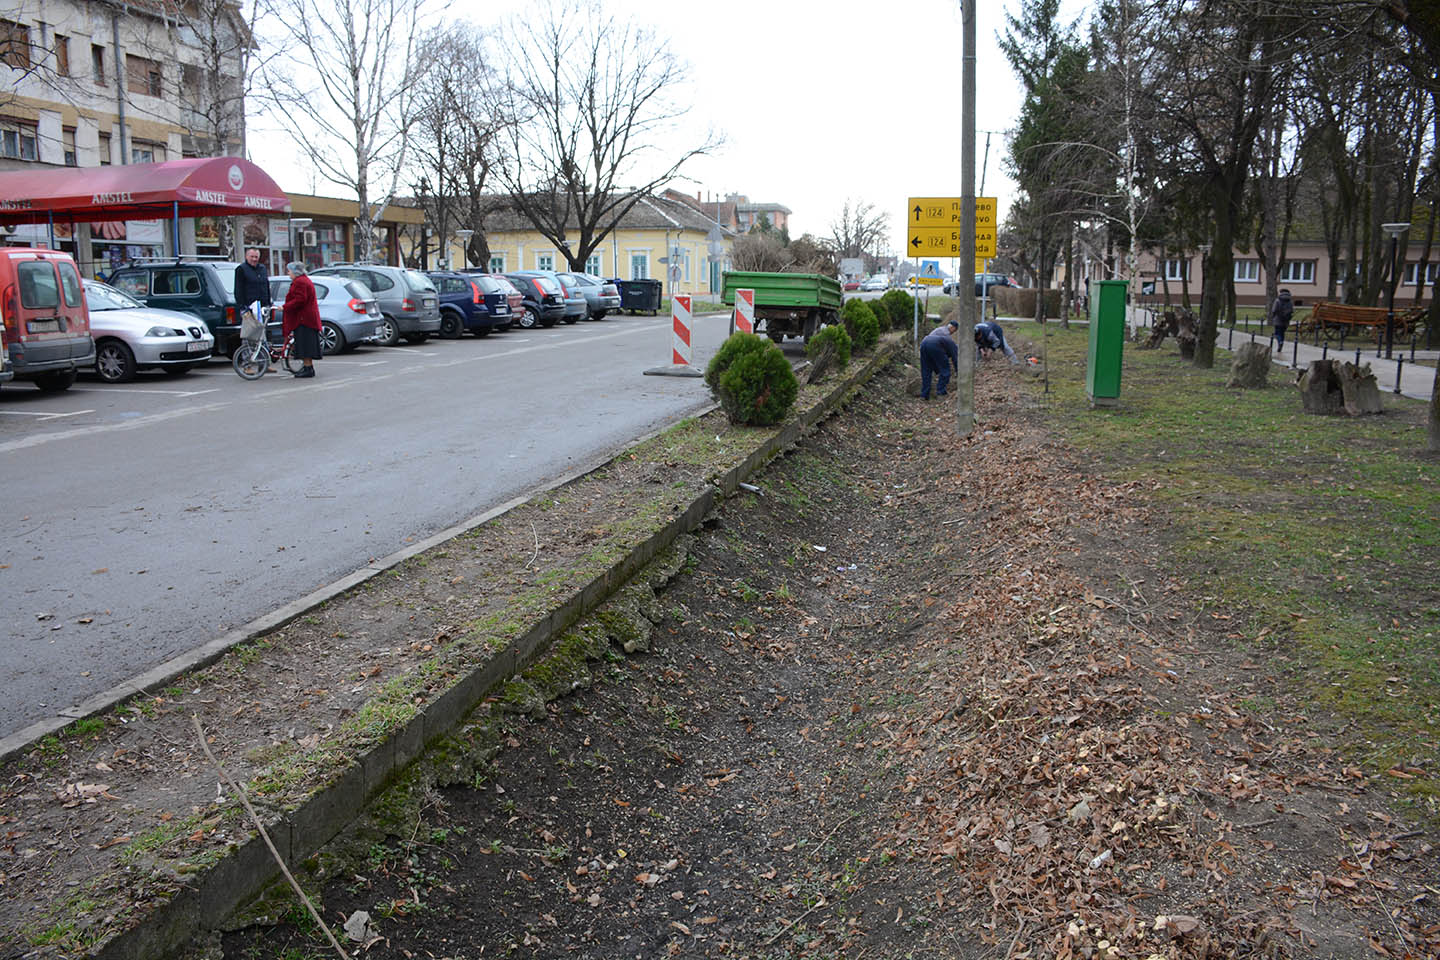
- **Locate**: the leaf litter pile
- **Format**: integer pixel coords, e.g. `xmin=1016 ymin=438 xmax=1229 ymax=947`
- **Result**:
xmin=216 ymin=352 xmax=1436 ymax=959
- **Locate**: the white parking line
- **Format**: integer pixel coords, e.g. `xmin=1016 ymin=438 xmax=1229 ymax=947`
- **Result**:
xmin=70 ymin=386 xmax=203 ymax=396
xmin=0 ymin=408 xmax=95 ymax=419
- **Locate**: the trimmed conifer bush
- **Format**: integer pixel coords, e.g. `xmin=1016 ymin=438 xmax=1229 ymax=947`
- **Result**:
xmin=841 ymin=299 xmax=880 ymax=351
xmin=705 ymin=332 xmax=798 ymax=425
xmin=867 ymin=297 xmax=892 ymax=331
xmin=806 ymin=324 xmax=852 ymax=370
xmin=879 ymin=289 xmax=915 ymax=330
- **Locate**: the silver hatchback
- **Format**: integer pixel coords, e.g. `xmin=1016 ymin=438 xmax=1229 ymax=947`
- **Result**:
xmin=311 ymin=264 xmax=441 ymax=345
xmin=268 ymin=276 xmax=382 ymax=353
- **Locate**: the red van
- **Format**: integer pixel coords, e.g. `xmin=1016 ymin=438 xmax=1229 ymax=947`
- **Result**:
xmin=0 ymin=248 xmax=95 ymax=391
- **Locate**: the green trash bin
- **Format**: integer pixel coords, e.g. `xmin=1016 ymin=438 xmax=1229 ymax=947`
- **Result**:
xmin=1087 ymin=279 xmax=1127 ymax=407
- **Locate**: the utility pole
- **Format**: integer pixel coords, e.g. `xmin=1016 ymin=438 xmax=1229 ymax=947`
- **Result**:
xmin=954 ymin=0 xmax=976 ymax=437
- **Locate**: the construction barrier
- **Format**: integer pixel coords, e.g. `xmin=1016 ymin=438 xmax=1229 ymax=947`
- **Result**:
xmin=672 ymin=294 xmax=694 ymax=366
xmin=735 ymin=288 xmax=754 ymax=334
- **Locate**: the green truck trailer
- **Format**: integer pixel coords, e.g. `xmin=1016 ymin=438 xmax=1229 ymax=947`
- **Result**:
xmin=721 ymin=271 xmax=843 ymax=342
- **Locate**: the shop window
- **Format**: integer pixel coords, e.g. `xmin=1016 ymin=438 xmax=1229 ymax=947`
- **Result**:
xmin=54 ymin=34 xmax=68 ymax=76
xmin=91 ymin=43 xmax=104 ymax=84
xmin=1 ymin=19 xmax=30 ymax=70
xmin=126 ymin=54 xmax=162 ymax=97
xmin=0 ymin=119 xmax=38 ymax=160
xmin=1278 ymin=260 xmax=1314 ymax=283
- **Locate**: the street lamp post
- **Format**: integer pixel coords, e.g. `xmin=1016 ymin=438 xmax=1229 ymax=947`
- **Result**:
xmin=289 ymin=217 xmax=312 ymax=270
xmin=1381 ymin=222 xmax=1410 ymax=359
xmin=454 ymin=229 xmax=474 ymax=270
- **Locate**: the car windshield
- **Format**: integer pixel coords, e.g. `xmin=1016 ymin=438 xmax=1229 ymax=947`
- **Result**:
xmin=84 ymin=282 xmax=144 ymax=310
xmin=494 ymin=277 xmax=521 ymax=295
xmin=472 ymin=275 xmax=504 ymax=294
xmin=404 ymin=270 xmax=436 ymax=293
xmin=558 ymin=272 xmax=589 ymax=287
xmin=344 ymin=280 xmax=374 ymax=300
xmin=532 ymin=276 xmax=562 ymax=295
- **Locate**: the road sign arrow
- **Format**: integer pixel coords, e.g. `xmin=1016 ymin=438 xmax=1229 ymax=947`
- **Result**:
xmin=912 ymin=205 xmax=922 ymax=222
xmin=910 ymin=236 xmax=922 ymax=248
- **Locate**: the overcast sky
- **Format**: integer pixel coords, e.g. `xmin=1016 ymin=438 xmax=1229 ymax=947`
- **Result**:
xmin=251 ymin=0 xmax=1095 ymax=263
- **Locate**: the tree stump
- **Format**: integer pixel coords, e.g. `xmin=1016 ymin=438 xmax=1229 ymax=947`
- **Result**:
xmin=807 ymin=341 xmax=838 ymax=384
xmin=1298 ymin=360 xmax=1344 ymax=415
xmin=1142 ymin=311 xmax=1178 ymax=350
xmin=1176 ymin=309 xmax=1198 ymax=360
xmin=1226 ymin=341 xmax=1272 ymax=389
xmin=1339 ymin=361 xmax=1383 ymax=415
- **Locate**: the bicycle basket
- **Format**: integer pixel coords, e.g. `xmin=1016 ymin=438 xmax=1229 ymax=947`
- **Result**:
xmin=240 ymin=308 xmax=265 ymax=343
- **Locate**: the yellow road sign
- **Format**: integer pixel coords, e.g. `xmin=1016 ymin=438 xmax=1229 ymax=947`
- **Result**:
xmin=908 ymin=196 xmax=998 ymax=230
xmin=907 ymin=226 xmax=997 ymax=258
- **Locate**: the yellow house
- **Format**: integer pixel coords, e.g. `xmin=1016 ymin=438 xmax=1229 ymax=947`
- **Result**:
xmin=466 ymin=192 xmax=736 ymax=297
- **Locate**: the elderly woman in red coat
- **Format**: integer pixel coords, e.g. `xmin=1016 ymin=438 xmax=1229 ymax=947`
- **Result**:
xmin=281 ymin=261 xmax=323 ymax=378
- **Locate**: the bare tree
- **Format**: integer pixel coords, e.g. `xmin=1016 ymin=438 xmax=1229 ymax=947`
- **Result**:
xmin=492 ymin=0 xmax=721 ymax=271
xmin=409 ymin=23 xmax=504 ymax=269
xmin=257 ymin=0 xmax=430 ymax=261
xmin=826 ymin=199 xmax=890 ymax=268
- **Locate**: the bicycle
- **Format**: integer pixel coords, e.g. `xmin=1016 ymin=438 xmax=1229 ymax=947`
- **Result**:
xmin=232 ymin=306 xmax=307 ymax=380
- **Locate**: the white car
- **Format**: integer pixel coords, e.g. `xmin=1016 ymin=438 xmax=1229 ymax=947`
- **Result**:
xmin=83 ymin=280 xmax=214 ymax=383
xmin=860 ymin=276 xmax=889 ymax=292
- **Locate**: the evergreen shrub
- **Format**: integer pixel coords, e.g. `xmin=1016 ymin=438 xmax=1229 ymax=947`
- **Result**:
xmin=705 ymin=332 xmax=798 ymax=425
xmin=806 ymin=324 xmax=852 ymax=370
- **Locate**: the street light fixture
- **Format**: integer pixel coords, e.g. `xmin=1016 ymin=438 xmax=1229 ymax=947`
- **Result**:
xmin=289 ymin=217 xmax=312 ymax=270
xmin=1381 ymin=222 xmax=1410 ymax=359
xmin=454 ymin=229 xmax=474 ymax=270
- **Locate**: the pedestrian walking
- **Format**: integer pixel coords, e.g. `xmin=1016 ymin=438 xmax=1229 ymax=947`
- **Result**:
xmin=281 ymin=261 xmax=321 ymax=378
xmin=919 ymin=320 xmax=960 ymax=400
xmin=1269 ymin=288 xmax=1293 ymax=350
xmin=234 ymin=247 xmax=271 ymax=320
xmin=974 ymin=320 xmax=1019 ymax=364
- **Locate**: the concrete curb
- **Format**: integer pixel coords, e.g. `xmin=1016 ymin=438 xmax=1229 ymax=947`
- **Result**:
xmin=88 ymin=337 xmax=901 ymax=959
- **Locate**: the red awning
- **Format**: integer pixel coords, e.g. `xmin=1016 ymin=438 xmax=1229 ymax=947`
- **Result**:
xmin=0 ymin=157 xmax=292 ymax=225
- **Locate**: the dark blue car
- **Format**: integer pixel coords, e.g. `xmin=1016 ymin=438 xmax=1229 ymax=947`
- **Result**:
xmin=429 ymin=271 xmax=514 ymax=338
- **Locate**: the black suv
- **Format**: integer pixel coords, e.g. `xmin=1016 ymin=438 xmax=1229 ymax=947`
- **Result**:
xmin=501 ymin=272 xmax=567 ymax=328
xmin=108 ymin=259 xmax=243 ymax=355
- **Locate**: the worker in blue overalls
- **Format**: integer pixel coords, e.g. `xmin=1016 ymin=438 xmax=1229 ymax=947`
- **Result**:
xmin=919 ymin=320 xmax=960 ymax=400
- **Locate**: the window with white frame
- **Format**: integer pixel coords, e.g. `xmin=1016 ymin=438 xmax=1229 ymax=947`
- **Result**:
xmin=1234 ymin=259 xmax=1259 ymax=283
xmin=1162 ymin=259 xmax=1189 ymax=282
xmin=537 ymin=252 xmax=554 ymax=271
xmin=585 ymin=254 xmax=601 ymax=275
xmin=130 ymin=140 xmax=162 ymax=163
xmin=0 ymin=119 xmax=37 ymax=160
xmin=1278 ymin=260 xmax=1314 ymax=283
xmin=1404 ymin=262 xmax=1438 ymax=286
xmin=488 ymin=254 xmax=505 ymax=273
xmin=630 ymin=253 xmax=648 ymax=279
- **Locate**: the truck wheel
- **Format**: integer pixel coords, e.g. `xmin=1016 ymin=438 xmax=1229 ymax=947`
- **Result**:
xmin=769 ymin=332 xmax=784 ymax=343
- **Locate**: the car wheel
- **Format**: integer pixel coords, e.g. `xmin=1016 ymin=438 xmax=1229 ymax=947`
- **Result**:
xmin=320 ymin=322 xmax=346 ymax=355
xmin=95 ymin=339 xmax=137 ymax=383
xmin=439 ymin=311 xmax=463 ymax=339
xmin=375 ymin=315 xmax=401 ymax=346
xmin=517 ymin=306 xmax=539 ymax=330
xmin=474 ymin=327 xmax=491 ymax=338
xmin=592 ymin=311 xmax=606 ymax=321
xmin=161 ymin=364 xmax=193 ymax=377
xmin=541 ymin=317 xmax=558 ymax=328
xmin=404 ymin=332 xmax=429 ymax=344
xmin=35 ymin=369 xmax=77 ymax=392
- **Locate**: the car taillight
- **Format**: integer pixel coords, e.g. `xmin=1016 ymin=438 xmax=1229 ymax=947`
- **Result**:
xmin=470 ymin=281 xmax=481 ymax=305
xmin=225 ymin=305 xmax=235 ymax=323
xmin=401 ymin=297 xmax=416 ymax=312
xmin=347 ymin=298 xmax=367 ymax=313
xmin=1 ymin=284 xmax=16 ymax=334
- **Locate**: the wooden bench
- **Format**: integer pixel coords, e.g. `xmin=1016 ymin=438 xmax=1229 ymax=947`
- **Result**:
xmin=1296 ymin=302 xmax=1424 ymax=343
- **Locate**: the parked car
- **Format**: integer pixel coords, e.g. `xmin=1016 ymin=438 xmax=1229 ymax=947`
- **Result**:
xmin=311 ymin=263 xmax=440 ymax=346
xmin=842 ymin=278 xmax=861 ymax=291
xmin=81 ymin=280 xmax=213 ymax=382
xmin=558 ymin=272 xmax=620 ymax=320
xmin=860 ymin=276 xmax=889 ymax=292
xmin=501 ymin=272 xmax=567 ymax=328
xmin=513 ymin=270 xmax=586 ymax=323
xmin=268 ymin=275 xmax=381 ymax=354
xmin=942 ymin=273 xmax=1018 ymax=297
xmin=0 ymin=321 xmax=10 ymax=383
xmin=107 ymin=259 xmax=243 ymax=355
xmin=431 ymin=271 xmax=513 ymax=337
xmin=491 ymin=275 xmax=525 ymax=319
xmin=0 ymin=248 xmax=95 ymax=391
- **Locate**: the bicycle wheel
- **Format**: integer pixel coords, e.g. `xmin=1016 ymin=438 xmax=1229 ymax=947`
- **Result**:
xmin=232 ymin=341 xmax=269 ymax=380
xmin=282 ymin=336 xmax=306 ymax=374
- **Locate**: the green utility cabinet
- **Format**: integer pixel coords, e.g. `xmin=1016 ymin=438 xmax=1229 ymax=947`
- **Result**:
xmin=1086 ymin=279 xmax=1128 ymax=407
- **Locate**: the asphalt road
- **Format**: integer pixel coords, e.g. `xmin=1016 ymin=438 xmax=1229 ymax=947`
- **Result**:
xmin=0 ymin=309 xmax=787 ymax=740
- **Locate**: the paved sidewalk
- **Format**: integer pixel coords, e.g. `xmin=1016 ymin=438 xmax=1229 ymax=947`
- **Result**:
xmin=1216 ymin=325 xmax=1439 ymax=401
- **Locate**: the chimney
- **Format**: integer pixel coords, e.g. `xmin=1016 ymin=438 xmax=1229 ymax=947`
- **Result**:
xmin=696 ymin=190 xmax=701 ymax=201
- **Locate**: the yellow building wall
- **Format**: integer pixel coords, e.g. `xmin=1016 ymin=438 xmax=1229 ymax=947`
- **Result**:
xmin=465 ymin=225 xmax=729 ymax=297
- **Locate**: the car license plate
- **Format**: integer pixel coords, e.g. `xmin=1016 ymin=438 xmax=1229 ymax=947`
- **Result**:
xmin=496 ymin=306 xmax=508 ymax=314
xmin=186 ymin=341 xmax=208 ymax=353
xmin=27 ymin=319 xmax=58 ymax=333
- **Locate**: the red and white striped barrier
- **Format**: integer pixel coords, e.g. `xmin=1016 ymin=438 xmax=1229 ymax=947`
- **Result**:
xmin=644 ymin=293 xmax=702 ymax=377
xmin=734 ymin=288 xmax=754 ymax=334
xmin=671 ymin=294 xmax=693 ymax=365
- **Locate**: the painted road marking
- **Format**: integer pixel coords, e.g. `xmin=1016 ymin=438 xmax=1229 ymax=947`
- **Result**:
xmin=0 ymin=408 xmax=95 ymax=419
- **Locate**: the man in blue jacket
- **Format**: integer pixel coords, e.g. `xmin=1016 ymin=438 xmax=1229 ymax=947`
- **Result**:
xmin=974 ymin=320 xmax=1019 ymax=364
xmin=919 ymin=320 xmax=960 ymax=400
